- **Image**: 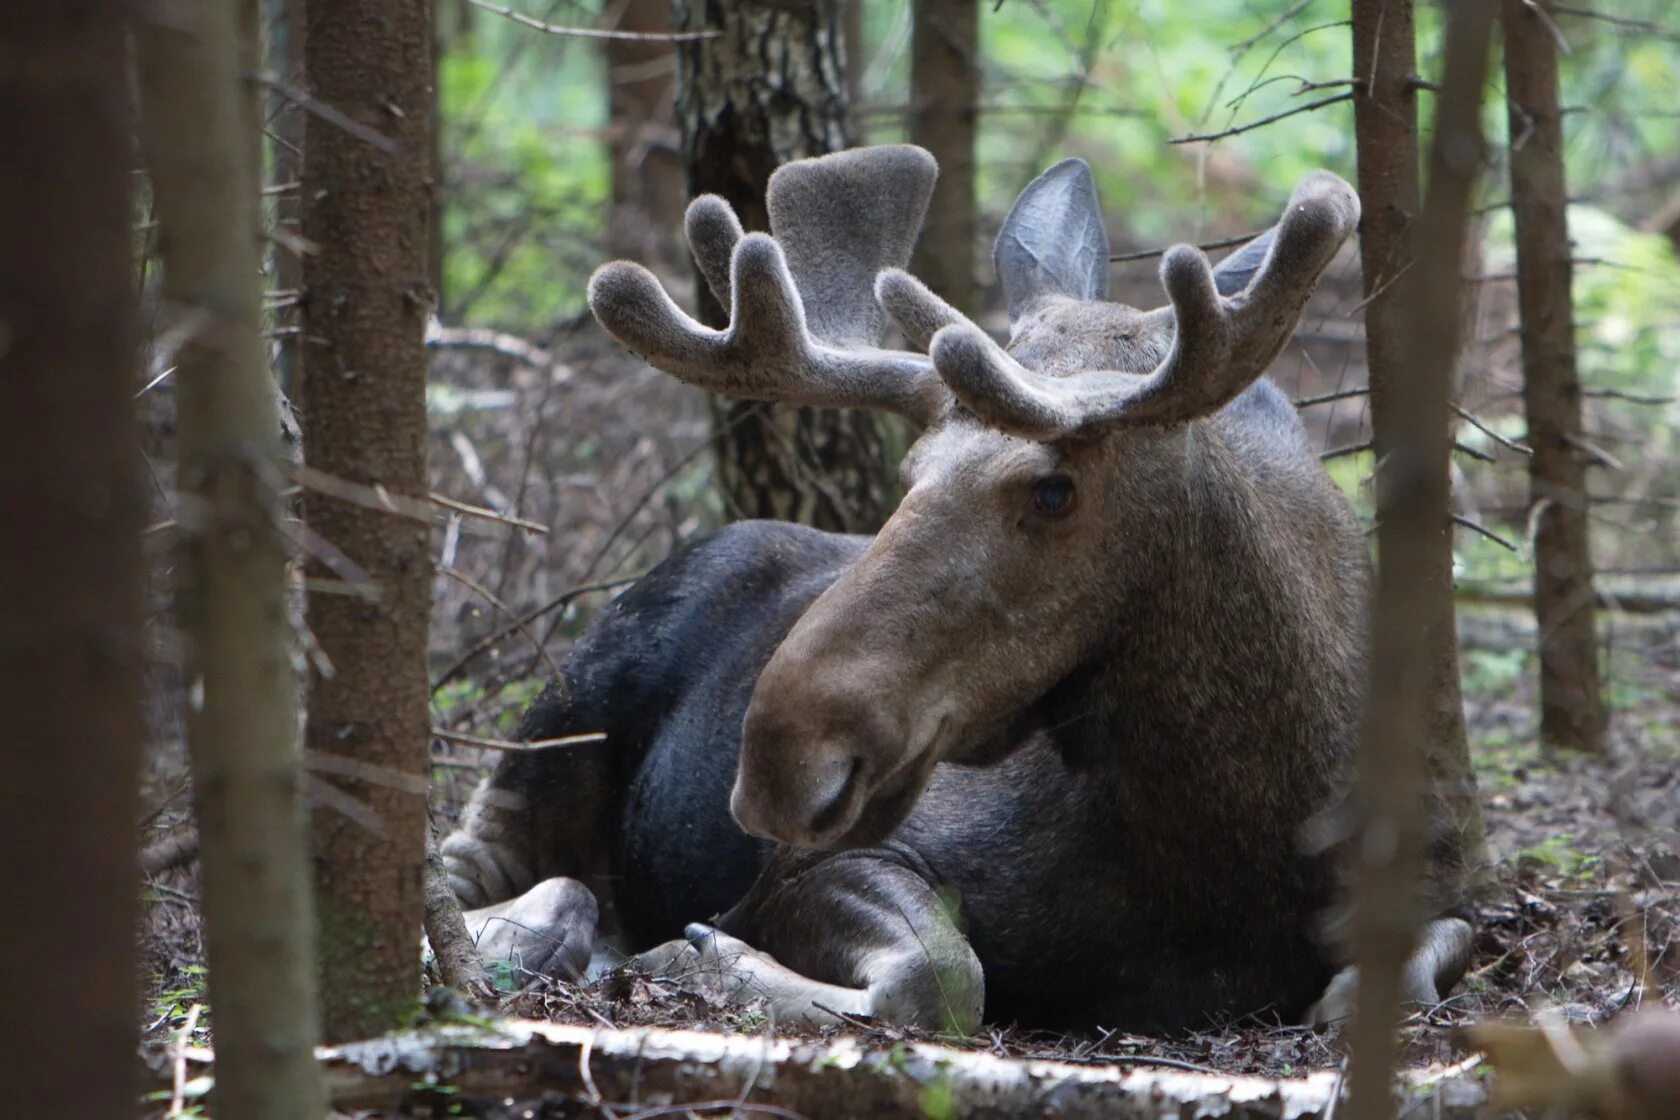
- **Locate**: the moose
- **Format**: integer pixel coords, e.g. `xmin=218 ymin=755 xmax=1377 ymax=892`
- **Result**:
xmin=441 ymin=144 xmax=1472 ymax=1034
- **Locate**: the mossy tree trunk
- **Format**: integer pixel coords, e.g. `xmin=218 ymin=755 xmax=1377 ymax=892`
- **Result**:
xmin=1 ymin=2 xmax=145 ymax=1114
xmin=1502 ymin=0 xmax=1606 ymax=755
xmin=302 ymin=0 xmax=436 ymax=1044
xmin=1349 ymin=0 xmax=1484 ymax=866
xmin=673 ymin=0 xmax=899 ymax=532
xmin=136 ymin=0 xmax=329 ymax=1113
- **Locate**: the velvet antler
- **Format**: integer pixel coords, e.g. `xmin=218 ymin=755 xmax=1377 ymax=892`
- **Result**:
xmin=918 ymin=171 xmax=1360 ymax=439
xmin=588 ymin=145 xmax=952 ymax=426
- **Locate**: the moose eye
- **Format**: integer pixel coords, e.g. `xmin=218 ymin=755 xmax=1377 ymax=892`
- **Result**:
xmin=1030 ymin=474 xmax=1076 ymax=518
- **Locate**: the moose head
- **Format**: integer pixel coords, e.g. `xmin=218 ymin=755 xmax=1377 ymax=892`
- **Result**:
xmin=588 ymin=145 xmax=1359 ymax=848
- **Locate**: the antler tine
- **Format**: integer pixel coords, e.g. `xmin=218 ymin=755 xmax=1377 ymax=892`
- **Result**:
xmin=927 ymin=171 xmax=1360 ymax=440
xmin=875 ymin=268 xmax=969 ymax=351
xmin=686 ymin=194 xmax=743 ymax=309
xmin=588 ymin=231 xmax=947 ymax=424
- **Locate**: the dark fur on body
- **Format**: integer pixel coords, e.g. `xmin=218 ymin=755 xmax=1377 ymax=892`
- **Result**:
xmin=487 ymin=375 xmax=1376 ymax=1032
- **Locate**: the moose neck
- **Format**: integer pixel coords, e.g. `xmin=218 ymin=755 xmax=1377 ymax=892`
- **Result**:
xmin=1047 ymin=401 xmax=1368 ymax=840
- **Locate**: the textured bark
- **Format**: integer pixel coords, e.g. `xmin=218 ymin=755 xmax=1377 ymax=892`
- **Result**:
xmin=0 ymin=4 xmax=144 ymax=1115
xmin=908 ymin=0 xmax=980 ymax=316
xmin=605 ymin=0 xmax=685 ymax=271
xmin=1349 ymin=0 xmax=1484 ymax=864
xmin=1503 ymin=0 xmax=1605 ymax=755
xmin=135 ymin=0 xmax=329 ymax=1114
xmin=424 ymin=826 xmax=489 ymax=994
xmin=302 ymin=0 xmax=435 ymax=1043
xmin=149 ymin=1019 xmax=1492 ymax=1118
xmin=674 ymin=0 xmax=898 ymax=532
xmin=1345 ymin=5 xmax=1495 ymax=1119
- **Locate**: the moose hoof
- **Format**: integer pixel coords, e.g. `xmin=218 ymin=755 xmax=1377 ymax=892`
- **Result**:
xmin=464 ymin=876 xmax=598 ymax=982
xmin=630 ymin=923 xmax=780 ymax=1005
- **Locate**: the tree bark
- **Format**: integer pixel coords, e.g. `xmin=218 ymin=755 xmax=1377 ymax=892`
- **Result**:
xmin=149 ymin=1018 xmax=1492 ymax=1118
xmin=605 ymin=0 xmax=685 ymax=272
xmin=1349 ymin=0 xmax=1485 ymax=865
xmin=302 ymin=0 xmax=436 ymax=1043
xmin=0 ymin=4 xmax=145 ymax=1115
xmin=1345 ymin=4 xmax=1496 ymax=1119
xmin=135 ymin=0 xmax=329 ymax=1114
xmin=424 ymin=825 xmax=489 ymax=995
xmin=674 ymin=0 xmax=899 ymax=532
xmin=1503 ymin=0 xmax=1605 ymax=755
xmin=908 ymin=0 xmax=980 ymax=317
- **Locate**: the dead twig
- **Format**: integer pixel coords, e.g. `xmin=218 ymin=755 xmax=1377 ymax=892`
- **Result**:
xmin=1109 ymin=230 xmax=1265 ymax=264
xmin=1452 ymin=514 xmax=1519 ymax=552
xmin=1169 ymin=93 xmax=1352 ymax=145
xmin=431 ymin=728 xmax=608 ymax=752
xmin=440 ymin=565 xmax=566 ymax=683
xmin=250 ymin=71 xmax=397 ymax=154
xmin=469 ymin=0 xmax=721 ymax=41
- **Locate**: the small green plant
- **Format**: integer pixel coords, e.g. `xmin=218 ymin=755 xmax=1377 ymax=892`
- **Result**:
xmin=1518 ymin=833 xmax=1600 ymax=883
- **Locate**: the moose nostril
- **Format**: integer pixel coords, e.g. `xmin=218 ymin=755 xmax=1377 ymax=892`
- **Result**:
xmin=806 ymin=754 xmax=868 ymax=839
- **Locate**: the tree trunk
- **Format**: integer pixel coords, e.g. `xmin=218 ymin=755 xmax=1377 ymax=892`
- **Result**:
xmin=1349 ymin=0 xmax=1484 ymax=865
xmin=302 ymin=0 xmax=435 ymax=1043
xmin=674 ymin=0 xmax=899 ymax=532
xmin=1503 ymin=0 xmax=1605 ymax=755
xmin=1345 ymin=4 xmax=1496 ymax=1119
xmin=0 ymin=4 xmax=144 ymax=1115
xmin=135 ymin=0 xmax=329 ymax=1113
xmin=605 ymin=0 xmax=685 ymax=272
xmin=908 ymin=0 xmax=980 ymax=317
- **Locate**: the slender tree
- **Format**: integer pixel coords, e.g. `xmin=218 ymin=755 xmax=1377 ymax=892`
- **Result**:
xmin=1503 ymin=0 xmax=1605 ymax=754
xmin=605 ymin=0 xmax=686 ymax=271
xmin=0 ymin=3 xmax=145 ymax=1115
xmin=1345 ymin=3 xmax=1496 ymax=1118
xmin=302 ymin=0 xmax=436 ymax=1042
xmin=909 ymin=0 xmax=981 ymax=317
xmin=135 ymin=0 xmax=329 ymax=1113
xmin=673 ymin=0 xmax=898 ymax=531
xmin=1350 ymin=0 xmax=1484 ymax=859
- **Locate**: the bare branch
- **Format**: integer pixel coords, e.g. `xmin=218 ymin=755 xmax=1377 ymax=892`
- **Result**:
xmin=1169 ymin=93 xmax=1353 ymax=145
xmin=251 ymin=71 xmax=397 ymax=154
xmin=468 ymin=0 xmax=721 ymax=42
xmin=431 ymin=729 xmax=608 ymax=752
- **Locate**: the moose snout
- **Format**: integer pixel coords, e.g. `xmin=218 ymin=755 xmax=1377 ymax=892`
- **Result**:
xmin=731 ymin=690 xmax=907 ymax=847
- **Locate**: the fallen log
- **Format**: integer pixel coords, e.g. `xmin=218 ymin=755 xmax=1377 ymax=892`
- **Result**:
xmin=142 ymin=1017 xmax=1490 ymax=1118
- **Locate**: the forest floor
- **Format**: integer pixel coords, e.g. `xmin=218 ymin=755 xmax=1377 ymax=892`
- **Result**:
xmin=137 ymin=604 xmax=1680 ymax=1112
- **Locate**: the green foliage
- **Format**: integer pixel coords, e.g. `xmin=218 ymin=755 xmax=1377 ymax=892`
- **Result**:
xmin=1518 ymin=832 xmax=1600 ymax=882
xmin=150 ymin=964 xmax=211 ymax=1035
xmin=1484 ymin=206 xmax=1680 ymax=404
xmin=918 ymin=1068 xmax=958 ymax=1120
xmin=439 ymin=15 xmax=610 ymax=331
xmin=1463 ymin=647 xmax=1529 ymax=697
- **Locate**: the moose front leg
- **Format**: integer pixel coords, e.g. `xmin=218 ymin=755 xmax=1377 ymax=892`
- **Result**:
xmin=632 ymin=852 xmax=984 ymax=1036
xmin=1306 ymin=915 xmax=1474 ymax=1026
xmin=439 ymin=685 xmax=620 ymax=978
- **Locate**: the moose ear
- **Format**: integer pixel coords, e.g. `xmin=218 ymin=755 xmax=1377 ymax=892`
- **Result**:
xmin=994 ymin=158 xmax=1110 ymax=321
xmin=1212 ymin=227 xmax=1278 ymax=297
